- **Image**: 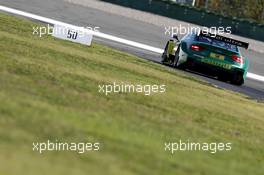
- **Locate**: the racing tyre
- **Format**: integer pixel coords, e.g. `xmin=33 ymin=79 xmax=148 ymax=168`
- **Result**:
xmin=231 ymin=71 xmax=244 ymax=86
xmin=172 ymin=45 xmax=180 ymax=68
xmin=218 ymin=74 xmax=227 ymax=82
xmin=161 ymin=42 xmax=169 ymax=64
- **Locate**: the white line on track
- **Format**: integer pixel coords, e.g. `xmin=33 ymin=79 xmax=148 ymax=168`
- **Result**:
xmin=247 ymin=73 xmax=264 ymax=82
xmin=0 ymin=5 xmax=263 ymax=82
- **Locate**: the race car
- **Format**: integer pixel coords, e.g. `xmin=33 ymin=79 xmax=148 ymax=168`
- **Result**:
xmin=161 ymin=31 xmax=249 ymax=85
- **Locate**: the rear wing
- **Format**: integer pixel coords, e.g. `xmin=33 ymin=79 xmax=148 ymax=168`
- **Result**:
xmin=199 ymin=31 xmax=249 ymax=49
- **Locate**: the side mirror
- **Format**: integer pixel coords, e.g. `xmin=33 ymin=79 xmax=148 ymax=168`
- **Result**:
xmin=173 ymin=35 xmax=179 ymax=41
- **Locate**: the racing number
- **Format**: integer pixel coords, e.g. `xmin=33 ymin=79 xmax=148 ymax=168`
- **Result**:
xmin=67 ymin=30 xmax=78 ymax=40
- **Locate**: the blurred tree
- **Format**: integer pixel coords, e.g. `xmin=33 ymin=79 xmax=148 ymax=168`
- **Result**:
xmin=194 ymin=0 xmax=206 ymax=7
xmin=192 ymin=0 xmax=264 ymax=23
xmin=245 ymin=0 xmax=264 ymax=22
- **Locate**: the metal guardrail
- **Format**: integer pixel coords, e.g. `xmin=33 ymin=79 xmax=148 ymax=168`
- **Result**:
xmin=101 ymin=0 xmax=264 ymax=42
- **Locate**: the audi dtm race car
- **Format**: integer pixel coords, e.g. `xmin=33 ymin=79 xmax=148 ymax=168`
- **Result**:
xmin=162 ymin=32 xmax=249 ymax=85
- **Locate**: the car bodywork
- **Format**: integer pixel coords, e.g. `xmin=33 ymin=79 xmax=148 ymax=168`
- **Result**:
xmin=162 ymin=32 xmax=249 ymax=85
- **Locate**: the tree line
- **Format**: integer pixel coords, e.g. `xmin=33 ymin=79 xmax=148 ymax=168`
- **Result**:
xmin=194 ymin=0 xmax=264 ymax=23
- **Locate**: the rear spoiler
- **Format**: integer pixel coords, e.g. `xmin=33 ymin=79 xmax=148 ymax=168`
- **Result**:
xmin=199 ymin=31 xmax=249 ymax=49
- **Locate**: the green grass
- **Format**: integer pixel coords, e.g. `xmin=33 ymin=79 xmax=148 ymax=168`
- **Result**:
xmin=0 ymin=13 xmax=263 ymax=175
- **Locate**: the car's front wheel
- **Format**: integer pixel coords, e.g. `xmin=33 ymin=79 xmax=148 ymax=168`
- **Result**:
xmin=172 ymin=45 xmax=180 ymax=68
xmin=161 ymin=42 xmax=169 ymax=64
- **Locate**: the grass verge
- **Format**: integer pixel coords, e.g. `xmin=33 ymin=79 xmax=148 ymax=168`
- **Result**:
xmin=0 ymin=13 xmax=263 ymax=175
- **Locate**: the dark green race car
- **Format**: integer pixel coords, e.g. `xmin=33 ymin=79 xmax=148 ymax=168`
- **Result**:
xmin=162 ymin=32 xmax=249 ymax=85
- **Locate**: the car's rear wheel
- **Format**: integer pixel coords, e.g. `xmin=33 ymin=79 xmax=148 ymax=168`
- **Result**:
xmin=231 ymin=71 xmax=244 ymax=86
xmin=218 ymin=74 xmax=227 ymax=82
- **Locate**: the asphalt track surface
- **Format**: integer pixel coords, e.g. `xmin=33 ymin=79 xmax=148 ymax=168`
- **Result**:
xmin=0 ymin=0 xmax=263 ymax=101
